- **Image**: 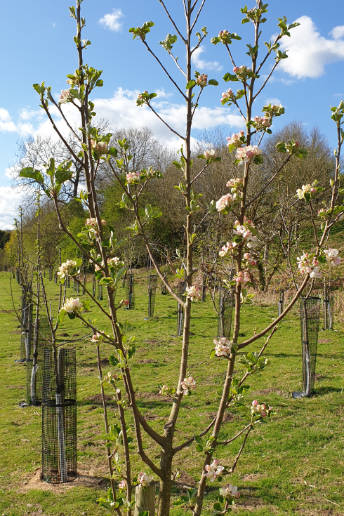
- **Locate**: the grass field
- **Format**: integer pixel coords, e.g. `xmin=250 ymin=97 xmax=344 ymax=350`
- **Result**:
xmin=0 ymin=271 xmax=343 ymax=515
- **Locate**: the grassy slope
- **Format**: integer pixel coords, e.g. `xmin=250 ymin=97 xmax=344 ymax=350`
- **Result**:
xmin=0 ymin=271 xmax=343 ymax=515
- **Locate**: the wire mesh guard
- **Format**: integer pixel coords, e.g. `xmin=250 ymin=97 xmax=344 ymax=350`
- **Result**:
xmin=126 ymin=272 xmax=135 ymax=309
xmin=41 ymin=347 xmax=77 ymax=483
xmin=201 ymin=276 xmax=207 ymax=302
xmin=147 ymin=274 xmax=158 ymax=318
xmin=26 ymin=315 xmax=50 ymax=406
xmin=217 ymin=288 xmax=234 ymax=339
xmin=161 ymin=277 xmax=168 ymax=295
xmin=19 ymin=287 xmax=33 ymax=363
xmin=293 ymin=296 xmax=321 ymax=398
xmin=278 ymin=290 xmax=285 ymax=316
xmin=98 ymin=281 xmax=103 ymax=301
xmin=323 ymin=288 xmax=333 ymax=330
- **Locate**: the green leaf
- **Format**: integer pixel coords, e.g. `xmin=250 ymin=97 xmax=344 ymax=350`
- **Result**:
xmin=55 ymin=169 xmax=73 ymax=185
xmin=19 ymin=167 xmax=44 ymax=185
xmin=186 ymin=80 xmax=196 ymax=89
xmin=208 ymin=79 xmax=218 ymax=86
xmin=223 ymin=72 xmax=238 ymax=82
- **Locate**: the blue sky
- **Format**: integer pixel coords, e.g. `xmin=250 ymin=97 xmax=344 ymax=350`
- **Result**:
xmin=1 ymin=0 xmax=344 ymax=228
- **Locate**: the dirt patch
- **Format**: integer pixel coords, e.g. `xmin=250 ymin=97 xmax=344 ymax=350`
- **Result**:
xmin=136 ymin=391 xmax=169 ymax=402
xmin=242 ymin=473 xmax=264 ymax=482
xmin=252 ymin=388 xmax=287 ymax=397
xmin=207 ymin=412 xmax=234 ymax=423
xmin=21 ymin=468 xmax=108 ymax=493
xmin=85 ymin=393 xmax=114 ymax=405
xmin=175 ymin=471 xmax=196 ymax=487
xmin=137 ymin=358 xmax=159 ymax=364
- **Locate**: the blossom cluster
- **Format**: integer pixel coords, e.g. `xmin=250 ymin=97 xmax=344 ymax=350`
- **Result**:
xmin=91 ymin=332 xmax=103 ymax=344
xmin=221 ymin=88 xmax=235 ymax=104
xmin=118 ymin=480 xmax=126 ymax=490
xmin=218 ymin=29 xmax=230 ymax=42
xmin=137 ymin=472 xmax=152 ymax=487
xmin=204 ymin=459 xmax=224 ymax=482
xmin=236 ymin=145 xmax=262 ymax=164
xmin=324 ymin=248 xmax=341 ymax=266
xmin=252 ymin=115 xmax=272 ymax=131
xmin=233 ymin=65 xmax=250 ymax=80
xmin=57 ymin=259 xmax=78 ymax=280
xmin=218 ymin=219 xmax=258 ymax=259
xmin=216 ymin=193 xmax=233 ymax=213
xmin=203 ymin=148 xmax=216 ymax=160
xmin=226 ymin=177 xmax=244 ymax=199
xmin=219 ymin=484 xmax=240 ymax=499
xmin=180 ymin=376 xmax=196 ymax=395
xmin=61 ymin=297 xmax=83 ymax=314
xmin=251 ymin=399 xmax=270 ymax=418
xmin=296 ymin=181 xmax=318 ymax=201
xmin=243 ymin=252 xmax=257 ymax=267
xmin=185 ymin=285 xmax=201 ymax=301
xmin=90 ymin=140 xmax=108 ymax=154
xmin=227 ymin=130 xmax=245 ymax=150
xmin=107 ymin=256 xmax=124 ymax=268
xmin=233 ymin=269 xmax=251 ymax=285
xmin=297 ymin=253 xmax=321 ymax=278
xmin=85 ymin=217 xmax=106 ymax=240
xmin=196 ymin=73 xmax=208 ymax=87
xmin=233 ymin=219 xmax=258 ymax=248
xmin=59 ymin=89 xmax=71 ymax=104
xmin=263 ymin=103 xmax=285 ymax=117
xmin=126 ymin=171 xmax=141 ymax=184
xmin=219 ymin=241 xmax=237 ymax=257
xmin=214 ymin=337 xmax=232 ymax=357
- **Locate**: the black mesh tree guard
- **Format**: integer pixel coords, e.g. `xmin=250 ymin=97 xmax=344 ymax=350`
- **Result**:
xmin=26 ymin=315 xmax=50 ymax=405
xmin=147 ymin=274 xmax=158 ymax=318
xmin=278 ymin=290 xmax=284 ymax=316
xmin=19 ymin=285 xmax=33 ymax=363
xmin=66 ymin=276 xmax=70 ymax=289
xmin=217 ymin=288 xmax=234 ymax=339
xmin=126 ymin=272 xmax=135 ymax=309
xmin=92 ymin=275 xmax=96 ymax=297
xmin=161 ymin=277 xmax=168 ymax=295
xmin=41 ymin=347 xmax=77 ymax=483
xmin=293 ymin=296 xmax=321 ymax=398
xmin=323 ymin=286 xmax=333 ymax=330
xmin=98 ymin=282 xmax=103 ymax=301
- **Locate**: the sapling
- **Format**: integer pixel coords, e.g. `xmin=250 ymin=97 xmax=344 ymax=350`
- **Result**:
xmin=19 ymin=0 xmax=344 ymax=514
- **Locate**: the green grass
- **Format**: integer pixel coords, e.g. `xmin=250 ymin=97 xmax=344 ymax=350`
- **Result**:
xmin=0 ymin=271 xmax=343 ymax=515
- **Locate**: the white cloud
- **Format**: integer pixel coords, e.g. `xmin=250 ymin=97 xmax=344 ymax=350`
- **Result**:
xmin=1 ymin=88 xmax=243 ymax=156
xmin=279 ymin=16 xmax=344 ymax=79
xmin=192 ymin=46 xmax=222 ymax=72
xmin=92 ymin=88 xmax=242 ymax=147
xmin=0 ymin=185 xmax=26 ymax=229
xmin=0 ymin=108 xmax=17 ymax=132
xmin=19 ymin=108 xmax=44 ymax=122
xmin=264 ymin=97 xmax=282 ymax=107
xmin=331 ymin=26 xmax=344 ymax=40
xmin=99 ymin=9 xmax=124 ymax=32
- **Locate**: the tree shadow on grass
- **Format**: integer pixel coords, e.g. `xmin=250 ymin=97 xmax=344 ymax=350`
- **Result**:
xmin=313 ymin=386 xmax=343 ymax=396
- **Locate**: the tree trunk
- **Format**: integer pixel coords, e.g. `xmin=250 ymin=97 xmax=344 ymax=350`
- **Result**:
xmin=157 ymin=450 xmax=173 ymax=516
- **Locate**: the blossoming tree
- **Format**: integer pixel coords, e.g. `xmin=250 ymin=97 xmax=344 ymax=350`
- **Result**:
xmin=19 ymin=0 xmax=344 ymax=514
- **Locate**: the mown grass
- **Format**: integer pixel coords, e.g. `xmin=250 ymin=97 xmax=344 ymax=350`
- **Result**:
xmin=0 ymin=271 xmax=343 ymax=515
